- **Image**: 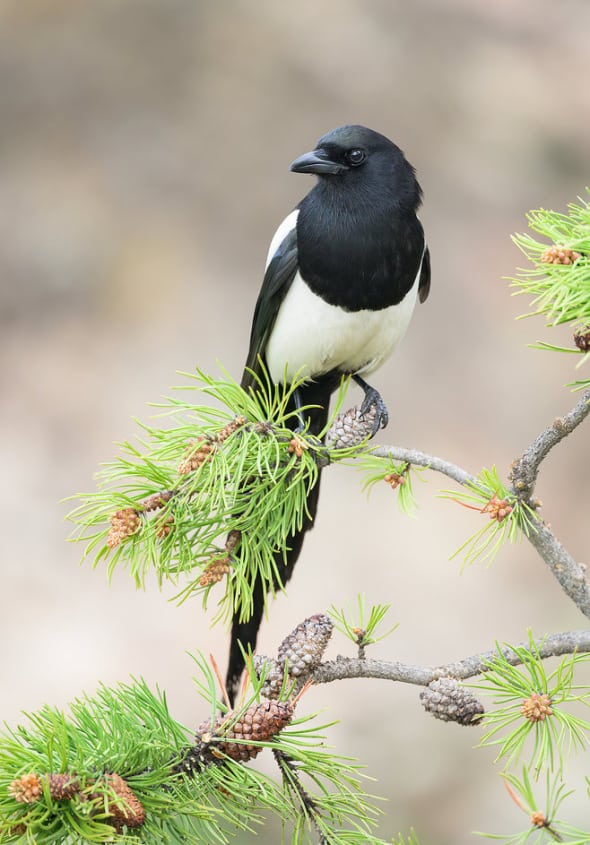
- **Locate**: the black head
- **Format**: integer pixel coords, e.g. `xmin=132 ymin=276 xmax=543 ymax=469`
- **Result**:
xmin=290 ymin=124 xmax=421 ymax=208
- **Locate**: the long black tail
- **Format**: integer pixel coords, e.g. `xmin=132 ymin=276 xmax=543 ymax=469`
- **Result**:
xmin=225 ymin=375 xmax=339 ymax=703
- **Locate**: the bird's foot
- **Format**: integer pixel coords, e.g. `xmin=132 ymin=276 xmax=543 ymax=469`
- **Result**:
xmin=353 ymin=375 xmax=389 ymax=438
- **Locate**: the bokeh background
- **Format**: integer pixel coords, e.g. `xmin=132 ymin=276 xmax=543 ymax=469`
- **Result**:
xmin=1 ymin=1 xmax=589 ymax=842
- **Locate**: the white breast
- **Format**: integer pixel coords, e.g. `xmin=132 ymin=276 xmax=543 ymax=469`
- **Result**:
xmin=264 ymin=208 xmax=421 ymax=384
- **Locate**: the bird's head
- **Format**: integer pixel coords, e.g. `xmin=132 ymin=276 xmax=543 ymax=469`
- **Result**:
xmin=289 ymin=124 xmax=421 ymax=206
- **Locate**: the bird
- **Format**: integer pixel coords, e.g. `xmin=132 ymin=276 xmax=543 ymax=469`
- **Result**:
xmin=226 ymin=124 xmax=430 ymax=701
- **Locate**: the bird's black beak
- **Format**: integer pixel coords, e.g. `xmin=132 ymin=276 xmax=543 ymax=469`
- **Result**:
xmin=289 ymin=148 xmax=347 ymax=175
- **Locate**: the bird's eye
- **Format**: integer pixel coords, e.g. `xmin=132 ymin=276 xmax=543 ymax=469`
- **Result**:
xmin=345 ymin=148 xmax=366 ymax=166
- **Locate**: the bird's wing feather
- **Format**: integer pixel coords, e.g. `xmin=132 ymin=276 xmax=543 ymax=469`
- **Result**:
xmin=241 ymin=225 xmax=299 ymax=390
xmin=418 ymin=245 xmax=431 ymax=303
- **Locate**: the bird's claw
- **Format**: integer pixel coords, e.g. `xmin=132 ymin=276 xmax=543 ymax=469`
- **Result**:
xmin=359 ymin=387 xmax=389 ymax=438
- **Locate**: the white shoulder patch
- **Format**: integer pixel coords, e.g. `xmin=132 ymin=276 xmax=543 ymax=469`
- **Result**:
xmin=265 ymin=209 xmax=299 ymax=269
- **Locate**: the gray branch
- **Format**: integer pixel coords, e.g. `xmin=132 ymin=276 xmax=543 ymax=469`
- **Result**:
xmin=370 ymin=444 xmax=481 ymax=490
xmin=312 ymin=630 xmax=590 ymax=687
xmin=509 ymin=388 xmax=590 ymax=501
xmin=369 ymin=389 xmax=590 ymax=617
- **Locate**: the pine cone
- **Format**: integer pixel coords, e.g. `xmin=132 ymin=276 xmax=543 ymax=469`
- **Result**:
xmin=197 ymin=699 xmax=294 ymax=763
xmin=216 ymin=416 xmax=247 ymax=443
xmin=325 ymin=405 xmax=378 ymax=449
xmin=540 ymin=245 xmax=581 ymax=265
xmin=277 ymin=613 xmax=333 ymax=678
xmin=107 ymin=507 xmax=141 ymax=548
xmin=8 ymin=773 xmax=42 ymax=804
xmin=574 ymin=326 xmax=590 ymax=352
xmin=521 ymin=692 xmax=553 ymax=722
xmin=105 ymin=773 xmax=146 ymax=832
xmin=178 ymin=437 xmax=217 ymax=474
xmin=253 ymin=655 xmax=285 ymax=700
xmin=420 ymin=678 xmax=485 ymax=726
xmin=47 ymin=773 xmax=80 ymax=801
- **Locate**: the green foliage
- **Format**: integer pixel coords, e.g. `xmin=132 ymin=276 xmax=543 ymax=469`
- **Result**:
xmin=391 ymin=831 xmax=422 ymax=845
xmin=67 ymin=366 xmax=361 ymax=627
xmin=0 ymin=658 xmax=390 ymax=845
xmin=328 ymin=595 xmax=399 ymax=649
xmin=510 ymin=192 xmax=590 ymax=389
xmin=360 ymin=455 xmax=424 ymax=517
xmin=470 ymin=634 xmax=590 ymax=772
xmin=441 ymin=467 xmax=539 ymax=567
xmin=477 ymin=768 xmax=590 ymax=844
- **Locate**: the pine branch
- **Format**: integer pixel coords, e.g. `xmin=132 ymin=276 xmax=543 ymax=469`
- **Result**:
xmin=312 ymin=630 xmax=590 ymax=687
xmin=509 ymin=388 xmax=590 ymax=500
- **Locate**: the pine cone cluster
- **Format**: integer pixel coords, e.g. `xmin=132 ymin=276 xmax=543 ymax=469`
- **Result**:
xmin=325 ymin=404 xmax=378 ymax=449
xmin=540 ymin=245 xmax=581 ymax=265
xmin=7 ymin=771 xmax=145 ymax=834
xmin=420 ymin=678 xmax=485 ymax=726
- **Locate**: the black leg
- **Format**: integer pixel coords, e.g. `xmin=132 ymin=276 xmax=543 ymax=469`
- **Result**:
xmin=352 ymin=374 xmax=389 ymax=435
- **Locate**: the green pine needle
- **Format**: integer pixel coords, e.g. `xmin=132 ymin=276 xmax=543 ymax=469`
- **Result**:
xmin=328 ymin=595 xmax=399 ymax=648
xmin=475 ymin=767 xmax=590 ymax=844
xmin=510 ymin=192 xmax=590 ymax=390
xmin=66 ymin=366 xmax=363 ymax=628
xmin=441 ymin=466 xmax=539 ymax=568
xmin=360 ymin=454 xmax=425 ymax=517
xmin=470 ymin=633 xmax=590 ymax=772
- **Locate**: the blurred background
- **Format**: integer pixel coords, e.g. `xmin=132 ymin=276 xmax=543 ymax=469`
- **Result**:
xmin=1 ymin=1 xmax=589 ymax=842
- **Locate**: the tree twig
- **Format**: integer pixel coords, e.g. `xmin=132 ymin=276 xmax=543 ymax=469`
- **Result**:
xmin=370 ymin=445 xmax=481 ymax=490
xmin=370 ymin=388 xmax=590 ymax=617
xmin=312 ymin=630 xmax=590 ymax=688
xmin=509 ymin=388 xmax=590 ymax=501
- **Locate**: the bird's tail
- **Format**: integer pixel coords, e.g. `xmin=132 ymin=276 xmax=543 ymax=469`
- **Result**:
xmin=225 ymin=376 xmax=337 ymax=703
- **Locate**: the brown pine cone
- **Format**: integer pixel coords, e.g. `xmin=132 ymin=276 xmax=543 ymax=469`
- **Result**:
xmin=47 ymin=773 xmax=80 ymax=801
xmin=574 ymin=326 xmax=590 ymax=352
xmin=277 ymin=613 xmax=333 ymax=678
xmin=105 ymin=773 xmax=146 ymax=831
xmin=253 ymin=655 xmax=285 ymax=700
xmin=197 ymin=699 xmax=294 ymax=763
xmin=325 ymin=405 xmax=378 ymax=449
xmin=420 ymin=678 xmax=485 ymax=726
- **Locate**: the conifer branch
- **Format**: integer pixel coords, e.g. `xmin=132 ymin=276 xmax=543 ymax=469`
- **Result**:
xmin=312 ymin=630 xmax=590 ymax=687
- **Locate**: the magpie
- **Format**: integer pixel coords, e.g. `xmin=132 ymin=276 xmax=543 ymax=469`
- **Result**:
xmin=226 ymin=124 xmax=430 ymax=700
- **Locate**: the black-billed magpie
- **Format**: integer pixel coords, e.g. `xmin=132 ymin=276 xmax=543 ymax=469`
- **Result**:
xmin=227 ymin=125 xmax=430 ymax=700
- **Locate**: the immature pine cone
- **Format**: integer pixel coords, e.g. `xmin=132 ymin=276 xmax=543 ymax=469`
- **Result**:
xmin=178 ymin=436 xmax=217 ymax=474
xmin=540 ymin=245 xmax=581 ymax=265
xmin=521 ymin=692 xmax=553 ymax=722
xmin=8 ymin=773 xmax=42 ymax=804
xmin=420 ymin=678 xmax=485 ymax=726
xmin=197 ymin=699 xmax=294 ymax=763
xmin=107 ymin=507 xmax=141 ymax=548
xmin=277 ymin=613 xmax=333 ymax=678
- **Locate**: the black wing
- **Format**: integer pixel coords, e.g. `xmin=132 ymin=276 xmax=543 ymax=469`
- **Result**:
xmin=418 ymin=245 xmax=431 ymax=304
xmin=241 ymin=225 xmax=299 ymax=391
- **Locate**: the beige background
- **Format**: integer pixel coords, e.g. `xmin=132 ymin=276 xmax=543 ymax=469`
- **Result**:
xmin=1 ymin=2 xmax=589 ymax=842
